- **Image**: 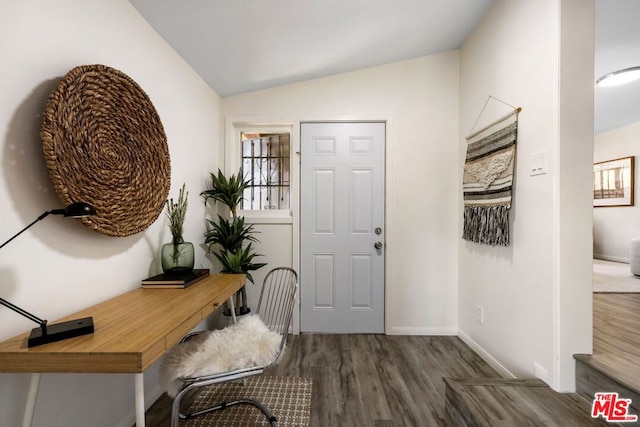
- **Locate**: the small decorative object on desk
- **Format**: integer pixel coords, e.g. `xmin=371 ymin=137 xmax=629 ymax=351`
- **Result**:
xmin=141 ymin=269 xmax=210 ymax=289
xmin=162 ymin=183 xmax=194 ymax=273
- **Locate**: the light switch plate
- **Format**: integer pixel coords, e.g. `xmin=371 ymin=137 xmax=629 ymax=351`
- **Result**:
xmin=530 ymin=152 xmax=546 ymax=176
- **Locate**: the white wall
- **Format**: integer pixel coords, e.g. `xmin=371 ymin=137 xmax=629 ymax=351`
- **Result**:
xmin=556 ymin=0 xmax=596 ymax=393
xmin=223 ymin=51 xmax=461 ymax=335
xmin=594 ymin=121 xmax=640 ymax=262
xmin=0 ymin=2 xmax=222 ymax=426
xmin=458 ymin=0 xmax=594 ymax=392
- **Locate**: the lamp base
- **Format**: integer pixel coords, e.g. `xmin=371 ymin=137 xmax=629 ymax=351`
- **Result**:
xmin=28 ymin=317 xmax=94 ymax=348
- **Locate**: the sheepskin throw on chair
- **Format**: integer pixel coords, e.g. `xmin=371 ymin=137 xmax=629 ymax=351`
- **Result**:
xmin=463 ymin=112 xmax=518 ymax=246
xmin=160 ymin=315 xmax=282 ymax=398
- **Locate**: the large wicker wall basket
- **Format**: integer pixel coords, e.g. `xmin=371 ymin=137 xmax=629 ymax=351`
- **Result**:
xmin=41 ymin=64 xmax=171 ymax=237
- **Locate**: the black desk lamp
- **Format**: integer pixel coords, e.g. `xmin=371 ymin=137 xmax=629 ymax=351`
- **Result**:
xmin=0 ymin=202 xmax=97 ymax=347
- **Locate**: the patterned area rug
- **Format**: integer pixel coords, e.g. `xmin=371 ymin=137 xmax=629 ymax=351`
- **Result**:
xmin=183 ymin=376 xmax=312 ymax=426
xmin=593 ymin=259 xmax=640 ymax=293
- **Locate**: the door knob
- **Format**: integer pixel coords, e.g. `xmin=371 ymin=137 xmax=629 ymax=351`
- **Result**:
xmin=374 ymin=241 xmax=383 ymax=250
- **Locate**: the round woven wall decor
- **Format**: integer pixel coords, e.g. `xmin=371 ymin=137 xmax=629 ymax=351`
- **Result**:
xmin=41 ymin=64 xmax=170 ymax=237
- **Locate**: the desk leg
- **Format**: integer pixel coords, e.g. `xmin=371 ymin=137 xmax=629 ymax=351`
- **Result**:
xmin=135 ymin=373 xmax=145 ymax=427
xmin=22 ymin=373 xmax=40 ymax=427
xmin=228 ymin=296 xmax=237 ymax=324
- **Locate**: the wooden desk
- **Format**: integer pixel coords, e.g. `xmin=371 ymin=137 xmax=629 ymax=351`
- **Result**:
xmin=0 ymin=273 xmax=245 ymax=426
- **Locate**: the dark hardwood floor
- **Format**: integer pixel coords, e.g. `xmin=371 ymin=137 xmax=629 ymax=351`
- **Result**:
xmin=444 ymin=378 xmax=608 ymax=426
xmin=141 ymin=334 xmax=500 ymax=426
xmin=141 ymin=294 xmax=640 ymax=426
xmin=591 ymin=292 xmax=640 ymax=393
xmin=268 ymin=334 xmax=501 ymax=426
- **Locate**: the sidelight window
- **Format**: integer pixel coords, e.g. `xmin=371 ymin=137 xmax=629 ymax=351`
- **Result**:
xmin=241 ymin=132 xmax=290 ymax=210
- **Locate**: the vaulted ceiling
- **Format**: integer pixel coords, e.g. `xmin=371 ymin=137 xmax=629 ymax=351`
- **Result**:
xmin=128 ymin=0 xmax=494 ymax=96
xmin=129 ymin=0 xmax=640 ymax=134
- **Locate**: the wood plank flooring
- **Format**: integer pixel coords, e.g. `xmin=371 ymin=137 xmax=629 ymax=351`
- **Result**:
xmin=588 ymin=261 xmax=640 ymax=394
xmin=141 ymin=293 xmax=640 ymax=426
xmin=579 ymin=293 xmax=640 ymax=394
xmin=140 ymin=334 xmax=500 ymax=426
xmin=444 ymin=293 xmax=640 ymax=426
xmin=444 ymin=378 xmax=608 ymax=427
xmin=575 ymin=292 xmax=640 ymax=419
xmin=593 ymin=293 xmax=640 ymax=360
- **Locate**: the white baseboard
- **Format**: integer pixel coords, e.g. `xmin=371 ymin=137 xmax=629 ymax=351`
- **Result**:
xmin=388 ymin=326 xmax=457 ymax=335
xmin=115 ymin=384 xmax=164 ymax=427
xmin=457 ymin=329 xmax=515 ymax=379
xmin=594 ymin=254 xmax=629 ymax=263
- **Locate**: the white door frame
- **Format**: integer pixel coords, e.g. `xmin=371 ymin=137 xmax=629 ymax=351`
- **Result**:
xmin=299 ymin=121 xmax=387 ymax=333
xmin=225 ymin=115 xmax=393 ymax=335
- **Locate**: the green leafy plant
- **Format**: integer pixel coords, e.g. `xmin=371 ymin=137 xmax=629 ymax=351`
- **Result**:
xmin=213 ymin=243 xmax=266 ymax=285
xmin=204 ymin=214 xmax=259 ymax=253
xmin=201 ymin=169 xmax=266 ymax=316
xmin=201 ymin=168 xmax=250 ymax=218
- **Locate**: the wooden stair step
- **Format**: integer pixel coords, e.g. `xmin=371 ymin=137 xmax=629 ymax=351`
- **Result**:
xmin=444 ymin=377 xmax=609 ymax=426
xmin=575 ymin=353 xmax=640 ymax=422
xmin=575 ymin=353 xmax=640 ymax=396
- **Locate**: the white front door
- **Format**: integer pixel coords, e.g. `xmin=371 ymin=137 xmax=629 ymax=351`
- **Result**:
xmin=300 ymin=122 xmax=385 ymax=333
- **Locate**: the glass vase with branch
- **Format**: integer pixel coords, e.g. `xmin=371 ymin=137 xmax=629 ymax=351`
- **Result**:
xmin=162 ymin=183 xmax=194 ymax=273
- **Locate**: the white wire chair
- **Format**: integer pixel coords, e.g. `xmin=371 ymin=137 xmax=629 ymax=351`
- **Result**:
xmin=169 ymin=267 xmax=298 ymax=427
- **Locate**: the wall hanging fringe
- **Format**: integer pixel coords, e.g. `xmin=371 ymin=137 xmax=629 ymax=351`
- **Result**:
xmin=462 ymin=96 xmax=520 ymax=246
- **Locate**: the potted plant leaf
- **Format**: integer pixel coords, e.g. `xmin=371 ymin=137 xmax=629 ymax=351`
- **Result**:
xmin=162 ymin=183 xmax=194 ymax=273
xmin=201 ymin=169 xmax=266 ymax=316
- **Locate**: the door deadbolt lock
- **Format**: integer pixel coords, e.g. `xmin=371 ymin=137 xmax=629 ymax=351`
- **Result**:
xmin=374 ymin=241 xmax=383 ymax=250
xmin=375 ymin=227 xmax=382 ymax=235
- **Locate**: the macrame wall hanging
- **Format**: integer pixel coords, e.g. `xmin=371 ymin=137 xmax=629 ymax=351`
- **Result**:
xmin=462 ymin=96 xmax=521 ymax=246
xmin=41 ymin=64 xmax=171 ymax=237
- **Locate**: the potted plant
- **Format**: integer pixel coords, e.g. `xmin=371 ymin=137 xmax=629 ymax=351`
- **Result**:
xmin=201 ymin=169 xmax=266 ymax=316
xmin=161 ymin=183 xmax=194 ymax=273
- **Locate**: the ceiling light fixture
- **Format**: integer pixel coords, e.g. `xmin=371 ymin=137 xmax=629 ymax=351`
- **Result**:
xmin=596 ymin=66 xmax=640 ymax=87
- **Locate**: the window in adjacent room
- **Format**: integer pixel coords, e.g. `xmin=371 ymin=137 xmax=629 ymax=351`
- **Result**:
xmin=241 ymin=132 xmax=290 ymax=210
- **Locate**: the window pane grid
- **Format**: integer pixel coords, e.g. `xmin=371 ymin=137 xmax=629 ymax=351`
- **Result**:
xmin=241 ymin=133 xmax=290 ymax=210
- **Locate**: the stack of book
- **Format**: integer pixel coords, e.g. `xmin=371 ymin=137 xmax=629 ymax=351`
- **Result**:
xmin=141 ymin=268 xmax=210 ymax=289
